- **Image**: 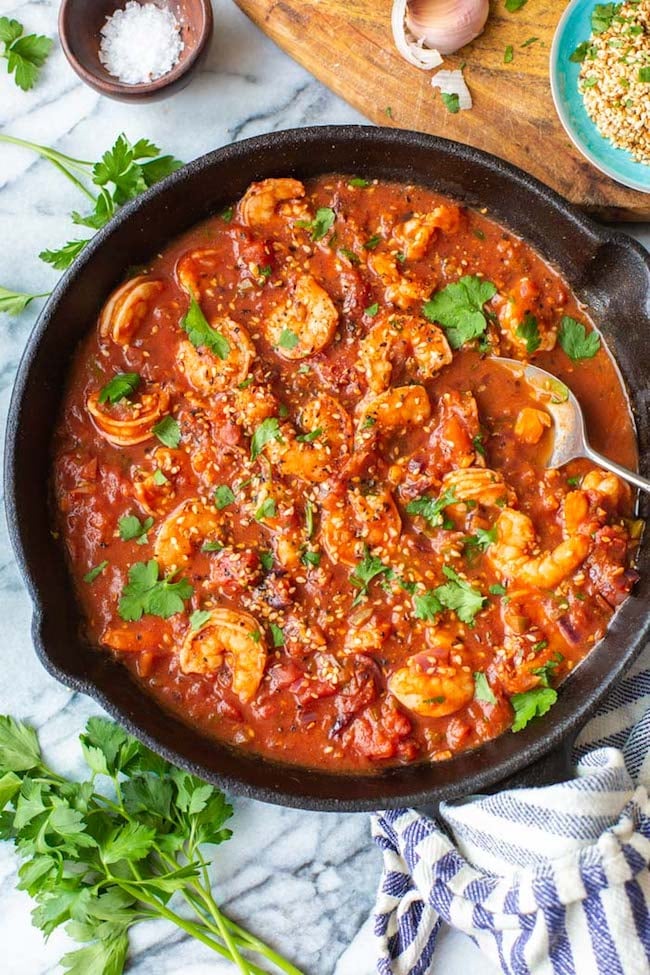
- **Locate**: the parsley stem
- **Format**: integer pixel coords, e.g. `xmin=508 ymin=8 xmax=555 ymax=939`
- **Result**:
xmin=48 ymin=156 xmax=96 ymax=201
xmin=0 ymin=134 xmax=96 ymax=201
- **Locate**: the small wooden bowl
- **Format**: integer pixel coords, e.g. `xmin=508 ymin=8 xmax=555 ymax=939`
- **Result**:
xmin=58 ymin=0 xmax=213 ymax=102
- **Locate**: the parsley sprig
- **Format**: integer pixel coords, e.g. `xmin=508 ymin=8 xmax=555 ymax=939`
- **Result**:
xmin=0 ymin=715 xmax=304 ymax=975
xmin=0 ymin=17 xmax=52 ymax=91
xmin=423 ymin=276 xmax=497 ymax=349
xmin=118 ymin=560 xmax=193 ymax=621
xmin=350 ymin=550 xmax=393 ymax=606
xmin=406 ymin=488 xmax=457 ymax=528
xmin=182 ymin=294 xmax=230 ymax=359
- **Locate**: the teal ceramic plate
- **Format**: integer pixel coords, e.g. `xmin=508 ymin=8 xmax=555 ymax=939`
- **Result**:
xmin=550 ymin=0 xmax=650 ymax=194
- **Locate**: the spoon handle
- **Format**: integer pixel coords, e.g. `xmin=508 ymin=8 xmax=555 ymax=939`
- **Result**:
xmin=584 ymin=443 xmax=650 ymax=494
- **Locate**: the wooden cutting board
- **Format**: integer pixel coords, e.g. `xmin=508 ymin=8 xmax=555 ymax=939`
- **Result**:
xmin=234 ymin=0 xmax=650 ymax=220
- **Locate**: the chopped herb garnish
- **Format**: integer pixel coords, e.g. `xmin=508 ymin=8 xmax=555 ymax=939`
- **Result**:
xmin=521 ymin=36 xmax=539 ymax=47
xmin=152 ymin=416 xmax=181 ymax=449
xmin=441 ymin=92 xmax=460 ymax=114
xmin=505 ymin=0 xmax=527 ymax=10
xmin=511 ymin=686 xmax=557 ymax=732
xmin=474 ymin=228 xmax=486 ymax=240
xmin=472 ymin=432 xmax=487 ymax=458
xmin=504 ymin=45 xmax=514 ymax=63
xmin=98 ymin=372 xmax=140 ymax=405
xmin=258 ymin=264 xmax=272 ymax=280
xmin=83 ymin=560 xmax=108 ymax=584
xmin=516 ymin=313 xmax=541 ymax=354
xmin=250 ymin=630 xmax=261 ymax=644
xmin=413 ymin=590 xmax=443 ymax=621
xmin=250 ymin=417 xmax=283 ymax=461
xmin=298 ymin=363 xmax=311 ymax=375
xmin=278 ymin=403 xmax=289 ymax=418
xmin=305 ymin=499 xmax=314 ymax=539
xmin=182 ymin=294 xmax=230 ymax=359
xmin=278 ymin=328 xmax=300 ymax=350
xmin=638 ymin=67 xmax=650 ymax=82
xmin=152 ymin=468 xmax=168 ymax=486
xmin=395 ymin=251 xmax=406 ymax=263
xmin=489 ymin=583 xmax=507 ymax=596
xmin=583 ymin=76 xmax=598 ymax=88
xmin=296 ymin=427 xmax=323 ymax=444
xmin=298 ymin=206 xmax=336 ymax=241
xmin=474 ymin=671 xmax=497 ymax=704
xmin=567 ymin=475 xmax=582 ymax=487
xmin=592 ymin=2 xmax=616 ymax=33
xmin=259 ymin=551 xmax=274 ymax=572
xmin=255 ymin=497 xmax=277 ymax=522
xmin=302 ymin=550 xmax=321 ymax=567
xmin=423 ymin=275 xmax=497 ymax=349
xmin=365 ymin=302 xmax=379 ymax=317
xmin=220 ymin=205 xmax=234 ymax=222
xmin=364 ymin=234 xmax=382 ymax=250
xmin=558 ymin=316 xmax=600 ymax=361
xmin=118 ymin=560 xmax=193 ymax=621
xmin=214 ymin=485 xmax=235 ymax=509
xmin=201 ymin=540 xmax=223 ymax=552
xmin=570 ymin=40 xmax=596 ymax=62
xmin=238 ymin=376 xmax=254 ymax=389
xmin=189 ymin=609 xmax=212 ymax=632
xmin=339 ymin=247 xmax=360 ymax=265
xmin=406 ymin=488 xmax=456 ymax=528
xmin=350 ymin=550 xmax=393 ymax=606
xmin=547 ymin=377 xmax=570 ymax=404
xmin=532 ymin=651 xmax=564 ymax=687
xmin=434 ymin=565 xmax=486 ymax=625
xmin=118 ymin=514 xmax=154 ymax=545
xmin=348 ymin=177 xmax=370 ymax=188
xmin=269 ymin=622 xmax=285 ymax=647
xmin=464 ymin=526 xmax=497 ymax=555
xmin=385 ymin=106 xmax=394 ymax=118
xmin=362 ymin=415 xmax=376 ymax=429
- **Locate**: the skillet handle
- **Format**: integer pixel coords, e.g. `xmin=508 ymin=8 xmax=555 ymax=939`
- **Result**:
xmin=487 ymin=733 xmax=577 ymax=793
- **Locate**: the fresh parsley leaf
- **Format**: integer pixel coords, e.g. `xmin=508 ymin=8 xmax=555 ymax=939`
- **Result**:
xmin=269 ymin=623 xmax=285 ymax=646
xmin=0 ymin=20 xmax=52 ymax=91
xmin=413 ymin=590 xmax=443 ymax=621
xmin=570 ymin=41 xmax=593 ymax=62
xmin=255 ymin=498 xmax=277 ymax=521
xmin=592 ymin=2 xmax=616 ymax=33
xmin=489 ymin=583 xmax=507 ymax=596
xmin=348 ymin=177 xmax=369 ymax=188
xmin=639 ymin=67 xmax=650 ymax=83
xmin=567 ymin=475 xmax=582 ymax=488
xmin=118 ymin=514 xmax=153 ymax=545
xmin=434 ymin=565 xmax=486 ymax=625
xmin=258 ymin=264 xmax=272 ymax=280
xmin=201 ymin=540 xmax=223 ymax=552
xmin=298 ymin=207 xmax=335 ymax=241
xmin=516 ymin=313 xmax=541 ymax=354
xmin=152 ymin=416 xmax=181 ymax=449
xmin=259 ymin=551 xmax=274 ymax=572
xmin=441 ymin=92 xmax=460 ymax=114
xmin=296 ymin=427 xmax=323 ymax=444
xmin=39 ymin=239 xmax=89 ymax=271
xmin=423 ymin=276 xmax=497 ymax=349
xmin=505 ymin=0 xmax=527 ymax=9
xmin=98 ymin=372 xmax=140 ymax=405
xmin=350 ymin=550 xmax=393 ymax=606
xmin=181 ymin=295 xmax=230 ymax=359
xmin=464 ymin=526 xmax=497 ymax=555
xmin=406 ymin=488 xmax=456 ymax=528
xmin=152 ymin=468 xmax=168 ymax=486
xmin=504 ymin=45 xmax=514 ymax=63
xmin=118 ymin=560 xmax=192 ymax=621
xmin=364 ymin=234 xmax=382 ymax=250
xmin=0 ymin=715 xmax=42 ymax=771
xmin=521 ymin=36 xmax=539 ymax=47
xmin=214 ymin=485 xmax=235 ymax=509
xmin=83 ymin=561 xmax=108 ymax=584
xmin=278 ymin=328 xmax=299 ymax=350
xmin=339 ymin=247 xmax=360 ymax=265
xmin=365 ymin=302 xmax=379 ymax=317
xmin=511 ymin=686 xmax=557 ymax=731
xmin=250 ymin=417 xmax=283 ymax=461
xmin=189 ymin=609 xmax=212 ymax=632
xmin=532 ymin=651 xmax=564 ymax=687
xmin=474 ymin=671 xmax=497 ymax=704
xmin=301 ymin=550 xmax=321 ymax=567
xmin=0 ymin=286 xmax=48 ymax=316
xmin=558 ymin=316 xmax=600 ymax=361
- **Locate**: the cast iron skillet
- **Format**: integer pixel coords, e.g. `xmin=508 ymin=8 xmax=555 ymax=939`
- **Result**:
xmin=5 ymin=126 xmax=650 ymax=812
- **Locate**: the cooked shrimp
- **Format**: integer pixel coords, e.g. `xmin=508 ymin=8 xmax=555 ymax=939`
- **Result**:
xmin=488 ymin=507 xmax=590 ymax=587
xmin=299 ymin=393 xmax=353 ymax=456
xmin=177 ymin=318 xmax=255 ymax=394
xmin=242 ymin=474 xmax=305 ymax=569
xmin=357 ymin=312 xmax=452 ymax=393
xmin=367 ymin=252 xmax=429 ymax=309
xmin=238 ymin=178 xmax=306 ymax=227
xmin=265 ymin=394 xmax=353 ymax=484
xmin=154 ymin=498 xmax=224 ymax=569
xmin=582 ymin=470 xmax=628 ymax=507
xmin=392 ymin=204 xmax=461 ymax=261
xmin=99 ymin=275 xmax=163 ymax=346
xmin=514 ymin=407 xmax=551 ymax=445
xmin=355 ymin=385 xmax=431 ymax=447
xmin=321 ymin=485 xmax=401 ymax=566
xmin=265 ymin=274 xmax=338 ymax=359
xmin=388 ymin=637 xmax=475 ymax=718
xmin=492 ymin=278 xmax=556 ymax=357
xmin=134 ymin=447 xmax=186 ymax=515
xmin=232 ymin=383 xmax=279 ymax=433
xmin=86 ymin=386 xmax=170 ymax=447
xmin=440 ymin=467 xmax=517 ymax=509
xmin=343 ymin=609 xmax=391 ymax=655
xmin=101 ymin=626 xmax=163 ymax=653
xmin=179 ymin=608 xmax=267 ymax=703
xmin=175 ymin=248 xmax=221 ymax=298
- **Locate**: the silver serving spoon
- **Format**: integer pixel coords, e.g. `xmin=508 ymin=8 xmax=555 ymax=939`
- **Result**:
xmin=497 ymin=357 xmax=650 ymax=494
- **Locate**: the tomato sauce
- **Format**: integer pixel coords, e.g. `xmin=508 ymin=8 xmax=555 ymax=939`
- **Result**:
xmin=52 ymin=175 xmax=640 ymax=772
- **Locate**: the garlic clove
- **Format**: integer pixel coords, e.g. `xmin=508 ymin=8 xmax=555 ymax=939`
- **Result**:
xmin=394 ymin=0 xmax=489 ymax=62
xmin=391 ymin=0 xmax=444 ymax=70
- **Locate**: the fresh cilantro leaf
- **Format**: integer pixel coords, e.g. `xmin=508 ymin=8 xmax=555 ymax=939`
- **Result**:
xmin=201 ymin=540 xmax=223 ymax=552
xmin=298 ymin=207 xmax=335 ymax=241
xmin=296 ymin=427 xmax=323 ymax=444
xmin=516 ymin=313 xmax=541 ymax=354
xmin=118 ymin=560 xmax=192 ymax=621
xmin=339 ymin=247 xmax=360 ymax=265
xmin=434 ymin=565 xmax=486 ymax=625
xmin=189 ymin=609 xmax=212 ymax=632
xmin=413 ymin=590 xmax=443 ymax=621
xmin=348 ymin=177 xmax=369 ymax=188
xmin=152 ymin=468 xmax=168 ymax=486
xmin=511 ymin=686 xmax=557 ymax=731
xmin=250 ymin=417 xmax=283 ymax=460
xmin=1 ymin=22 xmax=52 ymax=91
xmin=570 ymin=41 xmax=593 ymax=62
xmin=364 ymin=234 xmax=382 ymax=250
xmin=269 ymin=623 xmax=285 ymax=646
xmin=464 ymin=526 xmax=497 ymax=555
xmin=504 ymin=45 xmax=514 ymax=63
xmin=532 ymin=651 xmax=564 ymax=687
xmin=441 ymin=92 xmax=460 ymax=114
xmin=259 ymin=550 xmax=274 ymax=571
xmin=474 ymin=671 xmax=497 ymax=704
xmin=364 ymin=302 xmax=379 ymax=317
xmin=182 ymin=294 xmax=230 ymax=359
xmin=84 ymin=561 xmax=108 ymax=584
xmin=406 ymin=488 xmax=456 ymax=528
xmin=0 ymin=286 xmax=48 ymax=315
xmin=278 ymin=328 xmax=299 ymax=350
xmin=152 ymin=416 xmax=181 ymax=449
xmin=39 ymin=239 xmax=89 ymax=270
xmin=301 ymin=550 xmax=321 ymax=567
xmin=592 ymin=2 xmax=616 ymax=33
xmin=98 ymin=372 xmax=140 ymax=405
xmin=350 ymin=550 xmax=393 ymax=606
xmin=423 ymin=276 xmax=497 ymax=349
xmin=118 ymin=514 xmax=153 ymax=545
xmin=558 ymin=316 xmax=600 ymax=361
xmin=489 ymin=583 xmax=507 ymax=596
xmin=255 ymin=498 xmax=277 ymax=521
xmin=214 ymin=485 xmax=235 ymax=509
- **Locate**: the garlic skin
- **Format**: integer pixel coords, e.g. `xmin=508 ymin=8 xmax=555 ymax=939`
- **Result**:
xmin=406 ymin=0 xmax=489 ymax=57
xmin=391 ymin=0 xmax=444 ymax=69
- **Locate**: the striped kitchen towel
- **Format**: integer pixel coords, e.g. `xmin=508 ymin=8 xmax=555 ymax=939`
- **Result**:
xmin=372 ymin=646 xmax=650 ymax=974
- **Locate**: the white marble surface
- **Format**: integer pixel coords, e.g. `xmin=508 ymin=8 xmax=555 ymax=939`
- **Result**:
xmin=0 ymin=2 xmax=647 ymax=974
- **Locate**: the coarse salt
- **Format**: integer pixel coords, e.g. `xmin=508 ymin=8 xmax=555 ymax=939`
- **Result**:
xmin=99 ymin=1 xmax=184 ymax=86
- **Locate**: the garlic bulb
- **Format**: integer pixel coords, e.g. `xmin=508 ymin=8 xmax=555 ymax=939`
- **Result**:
xmin=392 ymin=0 xmax=489 ymax=66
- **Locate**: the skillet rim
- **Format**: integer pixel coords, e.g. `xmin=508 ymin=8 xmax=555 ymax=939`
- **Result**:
xmin=5 ymin=124 xmax=650 ymax=812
